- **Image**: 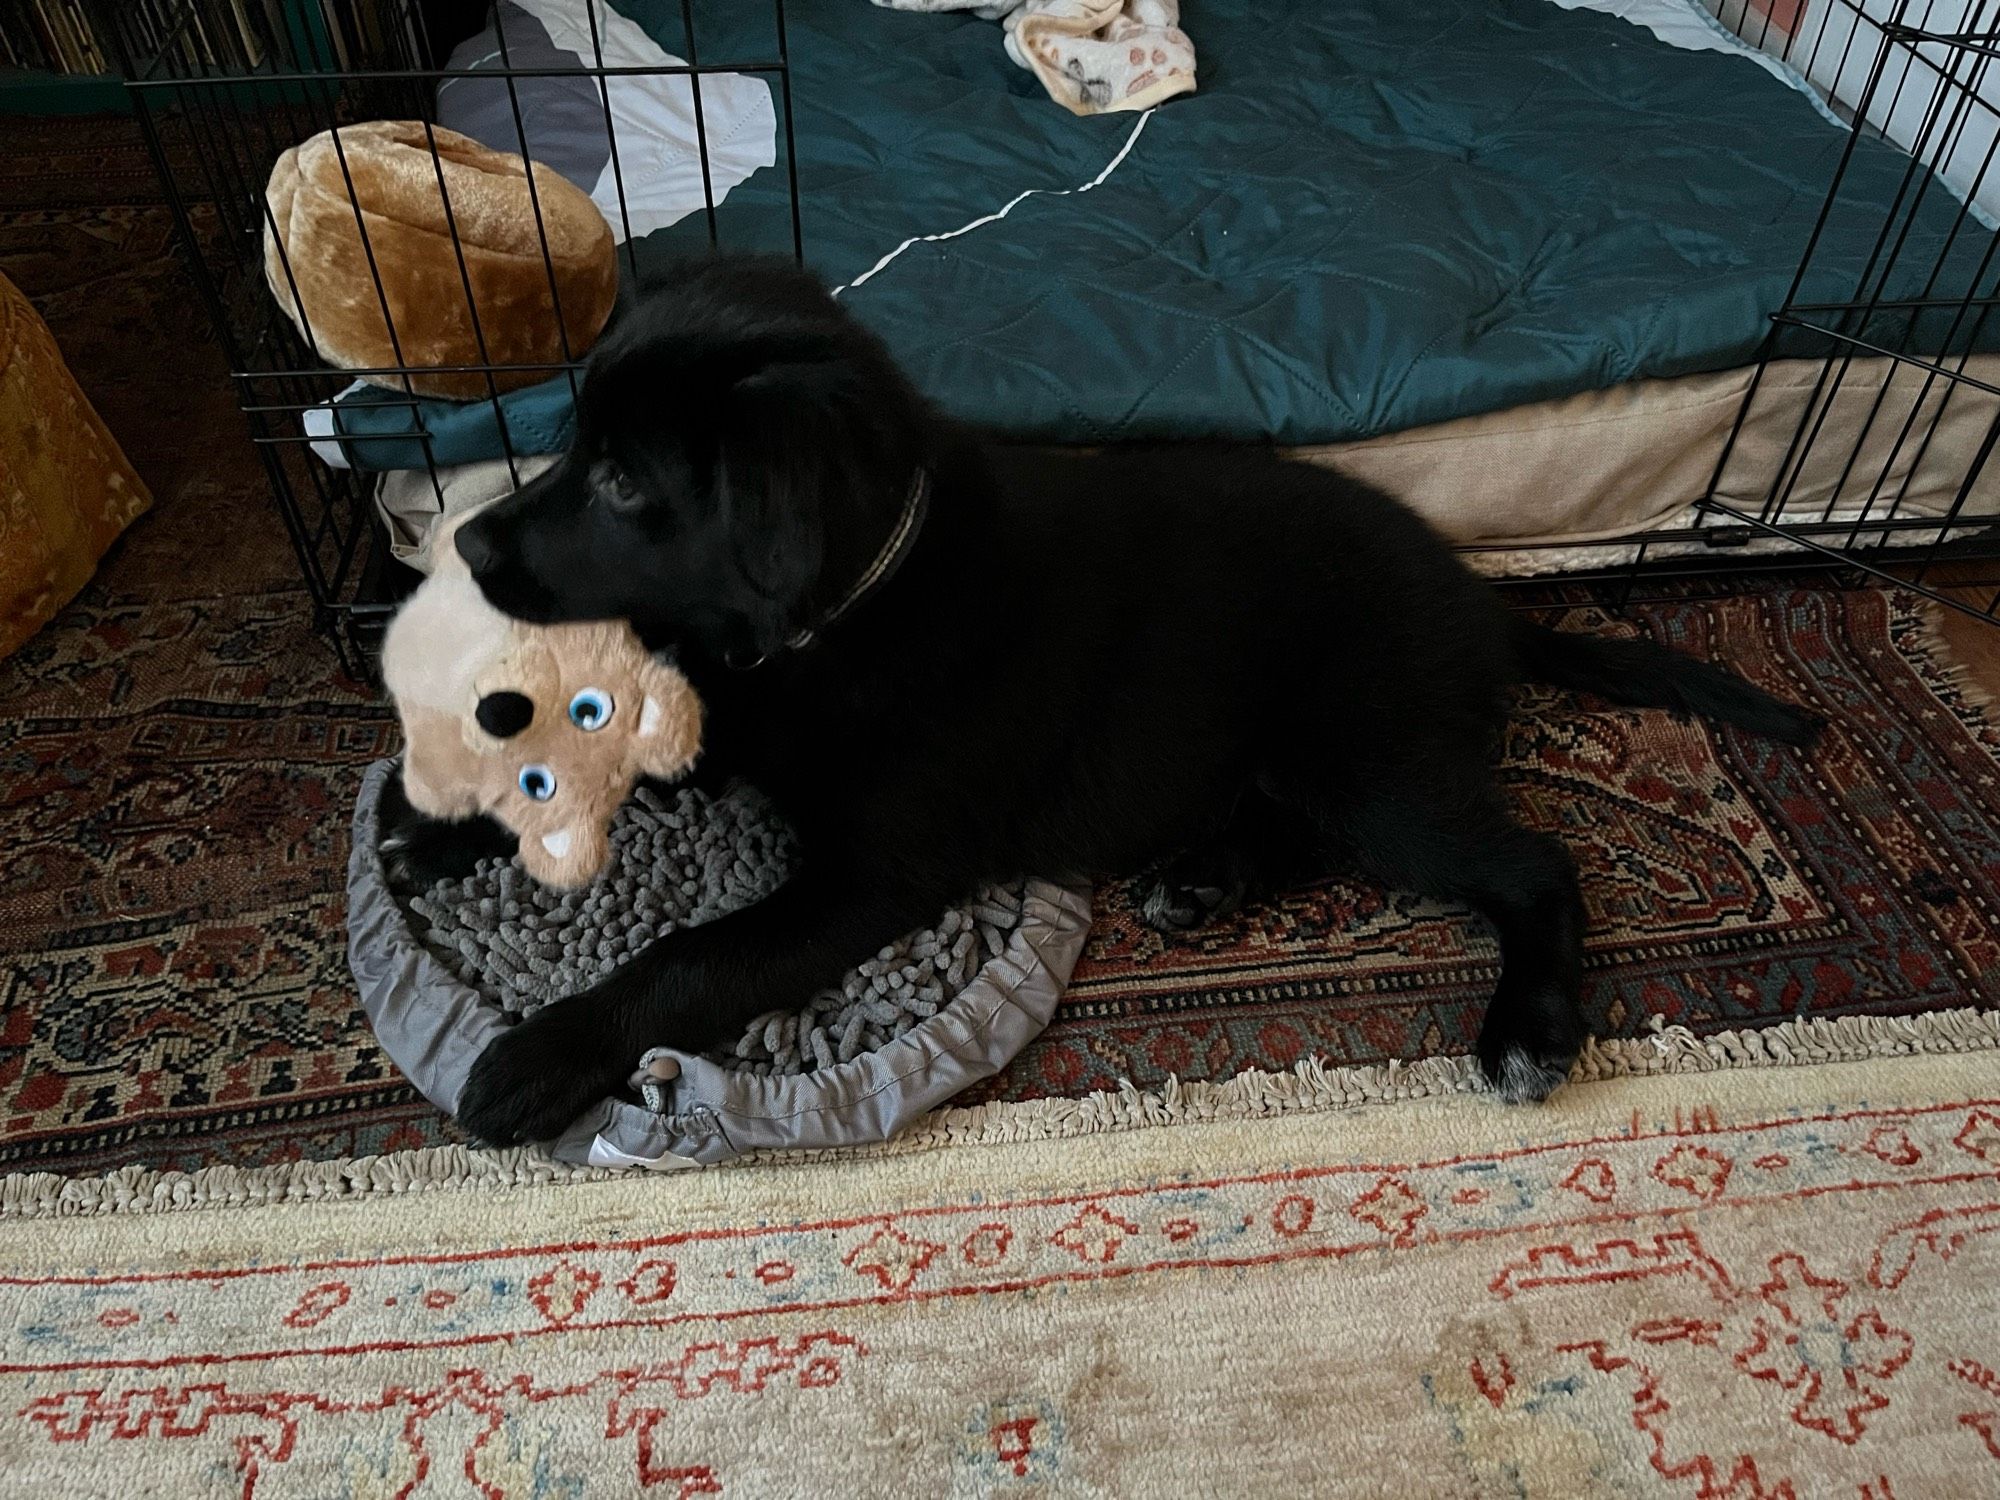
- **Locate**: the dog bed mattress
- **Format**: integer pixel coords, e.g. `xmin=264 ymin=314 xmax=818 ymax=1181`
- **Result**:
xmin=368 ymin=349 xmax=2000 ymax=580
xmin=346 ymin=759 xmax=1092 ymax=1166
xmin=314 ymin=0 xmax=1995 ymax=472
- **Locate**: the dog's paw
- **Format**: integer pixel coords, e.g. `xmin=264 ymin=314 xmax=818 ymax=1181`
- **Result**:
xmin=456 ymin=1005 xmax=624 ymax=1147
xmin=1481 ymin=1045 xmax=1573 ymax=1105
xmin=1477 ymin=999 xmax=1585 ymax=1105
xmin=1137 ymin=857 xmax=1248 ymax=936
xmin=1139 ymin=879 xmax=1231 ymax=933
xmin=380 ymin=813 xmax=517 ymax=890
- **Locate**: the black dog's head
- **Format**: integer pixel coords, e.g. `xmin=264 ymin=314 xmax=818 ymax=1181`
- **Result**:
xmin=455 ymin=255 xmax=932 ymax=662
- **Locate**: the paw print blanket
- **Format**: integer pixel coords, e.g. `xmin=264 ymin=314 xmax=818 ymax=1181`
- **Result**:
xmin=875 ymin=0 xmax=1196 ymax=115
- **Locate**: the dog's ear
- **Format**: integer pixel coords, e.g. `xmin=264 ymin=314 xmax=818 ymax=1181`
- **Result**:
xmin=703 ymin=345 xmax=879 ymax=660
xmin=701 ymin=334 xmax=846 ymax=396
xmin=713 ymin=415 xmax=830 ymax=661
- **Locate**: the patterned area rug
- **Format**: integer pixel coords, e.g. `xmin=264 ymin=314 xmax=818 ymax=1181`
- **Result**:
xmin=0 ymin=114 xmax=179 ymax=211
xmin=984 ymin=584 xmax=2000 ymax=1101
xmin=0 ymin=120 xmax=426 ymax=1177
xmin=6 ymin=119 xmax=2000 ymax=1183
xmin=3 ymin=1017 xmax=1999 ymax=1496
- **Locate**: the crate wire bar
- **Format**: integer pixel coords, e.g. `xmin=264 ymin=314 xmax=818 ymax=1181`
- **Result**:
xmin=1651 ymin=0 xmax=2000 ymax=622
xmin=127 ymin=0 xmax=2000 ymax=664
xmin=124 ymin=0 xmax=801 ymax=672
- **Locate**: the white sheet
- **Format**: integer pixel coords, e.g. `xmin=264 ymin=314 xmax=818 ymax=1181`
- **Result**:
xmin=1553 ymin=0 xmax=1844 ymax=120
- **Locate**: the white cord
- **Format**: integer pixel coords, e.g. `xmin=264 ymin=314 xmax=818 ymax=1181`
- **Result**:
xmin=832 ymin=108 xmax=1157 ymax=298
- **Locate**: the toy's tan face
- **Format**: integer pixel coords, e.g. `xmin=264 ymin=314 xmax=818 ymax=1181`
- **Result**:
xmin=399 ymin=707 xmax=486 ymax=822
xmin=385 ymin=507 xmax=702 ymax=890
xmin=468 ymin=623 xmax=704 ymax=888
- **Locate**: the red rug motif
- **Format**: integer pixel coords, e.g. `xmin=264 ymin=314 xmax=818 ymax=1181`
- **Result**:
xmin=5 ymin=1047 xmax=2000 ymax=1495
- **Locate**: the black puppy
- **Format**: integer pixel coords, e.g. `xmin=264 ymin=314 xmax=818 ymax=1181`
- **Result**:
xmin=410 ymin=255 xmax=1819 ymax=1146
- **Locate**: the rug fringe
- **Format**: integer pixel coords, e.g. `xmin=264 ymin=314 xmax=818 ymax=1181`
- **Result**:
xmin=6 ymin=1005 xmax=1997 ymax=1220
xmin=902 ymin=1006 xmax=2000 ymax=1148
xmin=1907 ymin=594 xmax=2000 ymax=728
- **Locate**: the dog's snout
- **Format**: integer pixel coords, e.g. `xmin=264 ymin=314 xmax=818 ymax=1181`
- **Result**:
xmin=455 ymin=518 xmax=498 ymax=577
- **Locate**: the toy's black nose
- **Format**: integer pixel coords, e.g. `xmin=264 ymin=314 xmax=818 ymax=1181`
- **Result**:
xmin=475 ymin=691 xmax=534 ymax=738
xmin=455 ymin=517 xmax=498 ymax=577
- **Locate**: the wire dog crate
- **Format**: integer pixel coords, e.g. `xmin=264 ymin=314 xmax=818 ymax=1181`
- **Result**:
xmin=123 ymin=0 xmax=2000 ymax=665
xmin=120 ymin=0 xmax=801 ymax=672
xmin=1669 ymin=0 xmax=2000 ymax=616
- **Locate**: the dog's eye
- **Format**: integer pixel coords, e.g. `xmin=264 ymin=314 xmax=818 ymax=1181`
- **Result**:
xmin=517 ymin=764 xmax=558 ymax=802
xmin=568 ymin=688 xmax=613 ymax=731
xmin=595 ymin=462 xmax=644 ymax=513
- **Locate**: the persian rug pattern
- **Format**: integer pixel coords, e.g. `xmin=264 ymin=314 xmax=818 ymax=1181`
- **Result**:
xmin=2 ymin=1026 xmax=1997 ymax=1496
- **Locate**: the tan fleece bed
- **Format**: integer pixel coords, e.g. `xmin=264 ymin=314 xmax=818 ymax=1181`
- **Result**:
xmin=377 ymin=356 xmax=2000 ymax=580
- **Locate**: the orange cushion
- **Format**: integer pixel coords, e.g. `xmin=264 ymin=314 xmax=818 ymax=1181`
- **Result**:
xmin=0 ymin=272 xmax=150 ymax=662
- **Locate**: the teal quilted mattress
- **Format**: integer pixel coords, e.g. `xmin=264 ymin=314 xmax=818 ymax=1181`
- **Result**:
xmin=322 ymin=0 xmax=1993 ymax=466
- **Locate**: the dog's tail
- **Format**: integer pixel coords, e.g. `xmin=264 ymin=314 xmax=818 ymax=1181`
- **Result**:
xmin=1511 ymin=617 xmax=1822 ymax=746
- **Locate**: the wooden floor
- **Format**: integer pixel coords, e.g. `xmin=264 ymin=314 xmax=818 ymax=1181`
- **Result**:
xmin=1914 ymin=562 xmax=2000 ymax=701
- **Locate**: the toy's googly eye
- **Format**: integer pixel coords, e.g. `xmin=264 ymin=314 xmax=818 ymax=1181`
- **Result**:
xmin=518 ymin=764 xmax=557 ymax=802
xmin=568 ymin=688 xmax=614 ymax=731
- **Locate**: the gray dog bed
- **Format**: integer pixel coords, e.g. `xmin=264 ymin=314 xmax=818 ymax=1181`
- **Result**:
xmin=346 ymin=759 xmax=1092 ymax=1167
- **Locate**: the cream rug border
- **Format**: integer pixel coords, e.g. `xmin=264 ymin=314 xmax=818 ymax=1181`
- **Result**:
xmin=2 ymin=1023 xmax=1998 ymax=1274
xmin=5 ymin=1006 xmax=1997 ymax=1221
xmin=4 ymin=595 xmax=1993 ymax=1223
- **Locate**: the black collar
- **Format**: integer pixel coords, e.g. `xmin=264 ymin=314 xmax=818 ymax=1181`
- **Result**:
xmin=730 ymin=467 xmax=931 ymax=669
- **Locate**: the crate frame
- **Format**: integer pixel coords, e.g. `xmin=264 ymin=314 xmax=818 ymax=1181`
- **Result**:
xmin=123 ymin=0 xmax=2000 ymax=670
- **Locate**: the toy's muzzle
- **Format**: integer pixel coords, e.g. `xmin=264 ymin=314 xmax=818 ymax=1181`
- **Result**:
xmin=475 ymin=691 xmax=534 ymax=738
